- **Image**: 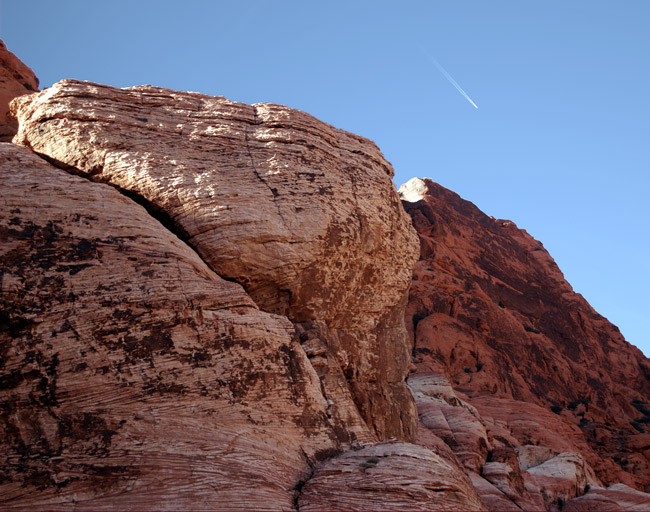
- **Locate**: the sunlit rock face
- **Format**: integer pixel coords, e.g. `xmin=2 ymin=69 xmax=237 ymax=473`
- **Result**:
xmin=401 ymin=177 xmax=650 ymax=489
xmin=0 ymin=40 xmax=38 ymax=141
xmin=11 ymin=80 xmax=420 ymax=442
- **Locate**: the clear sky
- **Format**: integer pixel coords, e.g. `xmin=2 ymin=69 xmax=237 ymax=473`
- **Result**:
xmin=2 ymin=1 xmax=649 ymax=357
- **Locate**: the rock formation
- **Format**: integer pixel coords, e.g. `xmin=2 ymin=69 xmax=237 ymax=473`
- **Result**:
xmin=0 ymin=142 xmax=349 ymax=509
xmin=401 ymin=177 xmax=650 ymax=495
xmin=0 ymin=40 xmax=38 ymax=141
xmin=10 ymin=79 xmax=420 ymax=442
xmin=1 ymin=66 xmax=422 ymax=507
xmin=2 ymin=40 xmax=650 ymax=510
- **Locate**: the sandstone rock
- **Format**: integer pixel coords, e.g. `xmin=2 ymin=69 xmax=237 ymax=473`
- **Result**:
xmin=0 ymin=143 xmax=353 ymax=509
xmin=516 ymin=445 xmax=559 ymax=471
xmin=564 ymin=484 xmax=650 ymax=511
xmin=401 ymin=177 xmax=650 ymax=487
xmin=11 ymin=80 xmax=420 ymax=441
xmin=409 ymin=373 xmax=490 ymax=472
xmin=526 ymin=452 xmax=596 ymax=508
xmin=297 ymin=442 xmax=484 ymax=511
xmin=0 ymin=40 xmax=38 ymax=141
xmin=469 ymin=472 xmax=522 ymax=511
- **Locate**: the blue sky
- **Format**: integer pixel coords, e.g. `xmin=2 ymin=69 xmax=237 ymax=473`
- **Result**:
xmin=2 ymin=1 xmax=649 ymax=356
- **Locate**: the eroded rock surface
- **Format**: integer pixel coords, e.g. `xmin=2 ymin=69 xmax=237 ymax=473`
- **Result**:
xmin=0 ymin=143 xmax=352 ymax=509
xmin=297 ymin=442 xmax=484 ymax=511
xmin=564 ymin=483 xmax=650 ymax=511
xmin=0 ymin=40 xmax=38 ymax=141
xmin=11 ymin=81 xmax=420 ymax=440
xmin=401 ymin=177 xmax=650 ymax=488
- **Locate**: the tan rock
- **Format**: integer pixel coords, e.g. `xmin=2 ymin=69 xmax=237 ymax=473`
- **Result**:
xmin=517 ymin=445 xmax=560 ymax=471
xmin=0 ymin=40 xmax=38 ymax=141
xmin=11 ymin=80 xmax=420 ymax=441
xmin=526 ymin=452 xmax=596 ymax=508
xmin=409 ymin=373 xmax=490 ymax=472
xmin=0 ymin=143 xmax=351 ymax=509
xmin=298 ymin=442 xmax=485 ymax=511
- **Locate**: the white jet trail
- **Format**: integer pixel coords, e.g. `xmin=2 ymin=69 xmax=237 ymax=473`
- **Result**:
xmin=423 ymin=51 xmax=479 ymax=110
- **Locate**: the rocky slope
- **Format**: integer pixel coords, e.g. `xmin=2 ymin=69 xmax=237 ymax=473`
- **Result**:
xmin=401 ymin=177 xmax=650 ymax=494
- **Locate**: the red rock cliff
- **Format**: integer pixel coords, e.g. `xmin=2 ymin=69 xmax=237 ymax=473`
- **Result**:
xmin=401 ymin=177 xmax=650 ymax=492
xmin=0 ymin=40 xmax=38 ymax=141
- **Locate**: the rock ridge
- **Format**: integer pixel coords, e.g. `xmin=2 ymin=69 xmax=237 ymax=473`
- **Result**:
xmin=401 ymin=177 xmax=650 ymax=491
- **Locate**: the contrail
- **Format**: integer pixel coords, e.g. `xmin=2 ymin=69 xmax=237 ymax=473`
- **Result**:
xmin=423 ymin=51 xmax=479 ymax=110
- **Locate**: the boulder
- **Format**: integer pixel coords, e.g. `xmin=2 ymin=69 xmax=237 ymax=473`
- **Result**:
xmin=11 ymin=81 xmax=420 ymax=440
xmin=298 ymin=442 xmax=484 ymax=511
xmin=0 ymin=39 xmax=38 ymax=141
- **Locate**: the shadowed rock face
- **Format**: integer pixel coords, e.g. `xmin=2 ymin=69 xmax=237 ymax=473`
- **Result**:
xmin=401 ymin=177 xmax=650 ymax=489
xmin=0 ymin=40 xmax=38 ymax=141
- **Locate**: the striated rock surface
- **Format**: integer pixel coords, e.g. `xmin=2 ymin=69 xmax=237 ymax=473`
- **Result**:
xmin=401 ymin=177 xmax=650 ymax=488
xmin=0 ymin=143 xmax=353 ymax=509
xmin=564 ymin=483 xmax=650 ymax=511
xmin=0 ymin=40 xmax=38 ymax=141
xmin=297 ymin=441 xmax=484 ymax=511
xmin=11 ymin=80 xmax=420 ymax=441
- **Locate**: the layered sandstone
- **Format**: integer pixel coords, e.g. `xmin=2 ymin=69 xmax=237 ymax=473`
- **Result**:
xmin=0 ymin=143 xmax=361 ymax=509
xmin=11 ymin=81 xmax=420 ymax=441
xmin=0 ymin=40 xmax=38 ymax=141
xmin=401 ymin=177 xmax=650 ymax=490
xmin=298 ymin=441 xmax=484 ymax=511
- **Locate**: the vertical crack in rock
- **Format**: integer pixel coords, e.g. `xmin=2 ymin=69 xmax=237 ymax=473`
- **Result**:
xmin=243 ymin=104 xmax=291 ymax=233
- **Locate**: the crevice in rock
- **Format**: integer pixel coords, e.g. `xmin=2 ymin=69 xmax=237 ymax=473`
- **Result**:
xmin=22 ymin=145 xmax=247 ymax=292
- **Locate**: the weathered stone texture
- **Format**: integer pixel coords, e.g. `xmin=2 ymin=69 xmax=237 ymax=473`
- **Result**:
xmin=297 ymin=441 xmax=484 ymax=511
xmin=11 ymin=81 xmax=420 ymax=440
xmin=0 ymin=40 xmax=38 ymax=141
xmin=0 ymin=143 xmax=349 ymax=509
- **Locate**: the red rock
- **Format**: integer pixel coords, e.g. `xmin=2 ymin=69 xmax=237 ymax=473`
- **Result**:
xmin=0 ymin=40 xmax=38 ymax=141
xmin=401 ymin=177 xmax=650 ymax=488
xmin=0 ymin=143 xmax=352 ymax=509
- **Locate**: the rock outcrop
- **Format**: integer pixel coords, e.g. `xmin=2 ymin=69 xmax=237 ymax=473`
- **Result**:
xmin=0 ymin=40 xmax=38 ymax=141
xmin=0 ymin=143 xmax=348 ymax=509
xmin=11 ymin=80 xmax=420 ymax=441
xmin=298 ymin=441 xmax=484 ymax=511
xmin=401 ymin=177 xmax=650 ymax=491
